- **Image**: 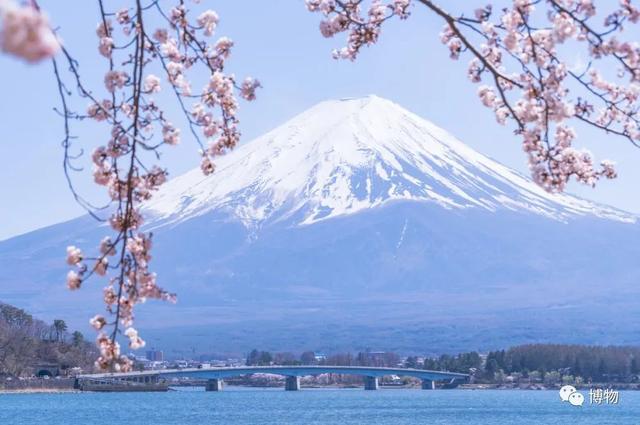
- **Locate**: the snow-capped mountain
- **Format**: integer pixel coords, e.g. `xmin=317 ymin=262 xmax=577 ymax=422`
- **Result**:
xmin=1 ymin=96 xmax=639 ymax=355
xmin=143 ymin=95 xmax=634 ymax=229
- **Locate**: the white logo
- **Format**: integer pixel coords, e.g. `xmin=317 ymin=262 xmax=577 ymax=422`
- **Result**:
xmin=559 ymin=385 xmax=584 ymax=407
xmin=560 ymin=385 xmax=620 ymax=407
xmin=568 ymin=392 xmax=585 ymax=406
xmin=559 ymin=385 xmax=576 ymax=402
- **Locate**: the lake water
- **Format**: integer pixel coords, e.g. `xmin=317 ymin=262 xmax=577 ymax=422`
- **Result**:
xmin=1 ymin=387 xmax=638 ymax=424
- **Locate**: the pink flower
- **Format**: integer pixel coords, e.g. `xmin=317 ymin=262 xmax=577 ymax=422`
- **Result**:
xmin=161 ymin=39 xmax=181 ymax=62
xmin=96 ymin=20 xmax=112 ymax=38
xmin=478 ymin=86 xmax=497 ymax=108
xmin=577 ymin=0 xmax=596 ymax=17
xmin=89 ymin=315 xmax=107 ymax=331
xmin=169 ymin=6 xmax=186 ymax=27
xmin=103 ymin=286 xmax=117 ymax=306
xmin=93 ymin=162 xmax=112 ymax=186
xmin=66 ymin=270 xmax=82 ymax=290
xmin=116 ymin=9 xmax=130 ymax=25
xmin=124 ymin=327 xmax=146 ymax=349
xmin=166 ymin=61 xmax=190 ymax=94
xmin=104 ymin=70 xmax=128 ymax=93
xmin=99 ymin=236 xmax=116 ymax=256
xmin=87 ymin=100 xmax=112 ymax=121
xmin=144 ymin=74 xmax=161 ymax=93
xmin=66 ymin=245 xmax=83 ymax=265
xmin=392 ymin=0 xmax=411 ymax=19
xmin=126 ymin=233 xmax=152 ymax=268
xmin=95 ymin=258 xmax=108 ymax=276
xmin=197 ymin=10 xmax=219 ymax=36
xmin=98 ymin=36 xmax=113 ymax=58
xmin=200 ymin=156 xmax=215 ymax=175
xmin=600 ymin=160 xmax=617 ymax=179
xmin=240 ymin=77 xmax=261 ymax=101
xmin=552 ymin=12 xmax=576 ymax=43
xmin=109 ymin=209 xmax=143 ymax=231
xmin=0 ymin=3 xmax=60 ymax=62
xmin=153 ymin=28 xmax=168 ymax=43
xmin=162 ymin=124 xmax=180 ymax=145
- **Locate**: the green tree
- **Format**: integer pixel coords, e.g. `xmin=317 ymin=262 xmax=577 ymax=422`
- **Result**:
xmin=259 ymin=351 xmax=272 ymax=365
xmin=528 ymin=370 xmax=542 ymax=383
xmin=246 ymin=349 xmax=260 ymax=366
xmin=71 ymin=331 xmax=84 ymax=346
xmin=544 ymin=371 xmax=561 ymax=385
xmin=53 ymin=319 xmax=67 ymax=342
xmin=405 ymin=356 xmax=419 ymax=369
xmin=597 ymin=359 xmax=607 ymax=381
xmin=300 ymin=351 xmax=316 ymax=365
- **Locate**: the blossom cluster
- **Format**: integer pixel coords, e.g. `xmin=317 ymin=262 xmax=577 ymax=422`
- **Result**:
xmin=0 ymin=0 xmax=59 ymax=62
xmin=452 ymin=0 xmax=635 ymax=191
xmin=306 ymin=0 xmax=640 ymax=192
xmin=306 ymin=0 xmax=411 ymax=60
xmin=60 ymin=1 xmax=258 ymax=371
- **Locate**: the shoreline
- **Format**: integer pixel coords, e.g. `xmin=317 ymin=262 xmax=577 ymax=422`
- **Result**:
xmin=3 ymin=385 xmax=638 ymax=394
xmin=0 ymin=388 xmax=80 ymax=394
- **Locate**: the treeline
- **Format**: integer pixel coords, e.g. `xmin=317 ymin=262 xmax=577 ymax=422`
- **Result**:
xmin=416 ymin=352 xmax=482 ymax=373
xmin=482 ymin=344 xmax=640 ymax=382
xmin=246 ymin=349 xmax=400 ymax=368
xmin=246 ymin=344 xmax=640 ymax=384
xmin=412 ymin=345 xmax=640 ymax=383
xmin=0 ymin=302 xmax=96 ymax=377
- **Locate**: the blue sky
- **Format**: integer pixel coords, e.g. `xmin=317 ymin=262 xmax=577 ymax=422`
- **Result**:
xmin=1 ymin=0 xmax=639 ymax=240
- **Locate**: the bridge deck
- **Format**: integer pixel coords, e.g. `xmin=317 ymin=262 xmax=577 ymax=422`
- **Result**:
xmin=80 ymin=365 xmax=468 ymax=381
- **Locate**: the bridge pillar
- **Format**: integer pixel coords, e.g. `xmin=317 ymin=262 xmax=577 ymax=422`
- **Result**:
xmin=285 ymin=376 xmax=300 ymax=391
xmin=205 ymin=378 xmax=224 ymax=391
xmin=364 ymin=376 xmax=379 ymax=390
xmin=421 ymin=379 xmax=435 ymax=390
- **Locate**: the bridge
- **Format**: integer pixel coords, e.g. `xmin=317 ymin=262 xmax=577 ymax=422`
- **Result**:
xmin=77 ymin=366 xmax=468 ymax=391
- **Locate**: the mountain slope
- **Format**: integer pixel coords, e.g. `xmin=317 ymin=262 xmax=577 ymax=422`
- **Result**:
xmin=1 ymin=96 xmax=638 ymax=356
xmin=143 ymin=96 xmax=634 ymax=229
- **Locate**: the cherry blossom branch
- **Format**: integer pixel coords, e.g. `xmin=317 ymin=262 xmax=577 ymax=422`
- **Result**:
xmin=306 ymin=0 xmax=639 ymax=192
xmin=4 ymin=0 xmax=262 ymax=372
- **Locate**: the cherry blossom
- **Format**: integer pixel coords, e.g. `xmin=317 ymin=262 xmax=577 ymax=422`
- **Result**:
xmin=241 ymin=77 xmax=261 ymax=101
xmin=98 ymin=36 xmax=113 ymax=58
xmin=197 ymin=10 xmax=218 ymax=36
xmin=66 ymin=245 xmax=83 ymax=266
xmin=306 ymin=0 xmax=640 ymax=192
xmin=0 ymin=0 xmax=59 ymax=62
xmin=51 ymin=1 xmax=258 ymax=371
xmin=124 ymin=327 xmax=145 ymax=349
xmin=104 ymin=70 xmax=128 ymax=93
xmin=90 ymin=315 xmax=107 ymax=331
xmin=66 ymin=270 xmax=82 ymax=290
xmin=144 ymin=74 xmax=161 ymax=93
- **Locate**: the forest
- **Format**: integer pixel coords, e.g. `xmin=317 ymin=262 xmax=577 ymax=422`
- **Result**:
xmin=248 ymin=344 xmax=640 ymax=384
xmin=0 ymin=302 xmax=96 ymax=377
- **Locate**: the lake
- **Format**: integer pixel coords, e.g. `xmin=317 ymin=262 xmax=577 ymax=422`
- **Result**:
xmin=1 ymin=388 xmax=638 ymax=424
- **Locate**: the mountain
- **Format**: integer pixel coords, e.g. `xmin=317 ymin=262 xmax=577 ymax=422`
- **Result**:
xmin=143 ymin=95 xmax=632 ymax=227
xmin=1 ymin=95 xmax=640 ymax=357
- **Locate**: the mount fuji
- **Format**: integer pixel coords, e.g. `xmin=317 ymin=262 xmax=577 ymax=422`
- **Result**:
xmin=2 ymin=96 xmax=640 ymax=356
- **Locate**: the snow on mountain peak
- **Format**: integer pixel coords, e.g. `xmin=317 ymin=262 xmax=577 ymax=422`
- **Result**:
xmin=143 ymin=96 xmax=636 ymax=228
